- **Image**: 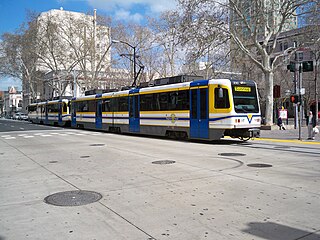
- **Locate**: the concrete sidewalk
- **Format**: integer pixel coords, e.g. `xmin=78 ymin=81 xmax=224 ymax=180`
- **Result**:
xmin=260 ymin=125 xmax=320 ymax=142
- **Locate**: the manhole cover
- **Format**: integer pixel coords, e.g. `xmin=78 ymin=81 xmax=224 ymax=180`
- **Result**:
xmin=90 ymin=144 xmax=105 ymax=147
xmin=80 ymin=156 xmax=90 ymax=158
xmin=247 ymin=163 xmax=273 ymax=168
xmin=152 ymin=160 xmax=176 ymax=165
xmin=218 ymin=153 xmax=246 ymax=156
xmin=44 ymin=190 xmax=102 ymax=206
xmin=49 ymin=161 xmax=58 ymax=164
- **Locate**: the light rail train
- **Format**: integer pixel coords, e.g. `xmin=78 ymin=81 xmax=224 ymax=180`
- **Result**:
xmin=27 ymin=78 xmax=261 ymax=140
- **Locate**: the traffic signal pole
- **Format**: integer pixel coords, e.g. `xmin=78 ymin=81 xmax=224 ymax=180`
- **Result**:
xmin=298 ymin=63 xmax=303 ymax=140
xmin=294 ymin=61 xmax=299 ymax=129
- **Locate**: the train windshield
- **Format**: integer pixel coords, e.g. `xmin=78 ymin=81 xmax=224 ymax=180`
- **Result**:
xmin=232 ymin=84 xmax=259 ymax=113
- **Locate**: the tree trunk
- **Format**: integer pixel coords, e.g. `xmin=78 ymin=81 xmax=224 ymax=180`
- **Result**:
xmin=264 ymin=70 xmax=274 ymax=126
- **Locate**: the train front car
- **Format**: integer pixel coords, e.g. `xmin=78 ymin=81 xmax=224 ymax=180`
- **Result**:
xmin=220 ymin=80 xmax=261 ymax=140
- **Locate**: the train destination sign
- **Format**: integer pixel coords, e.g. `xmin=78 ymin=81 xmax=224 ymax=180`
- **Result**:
xmin=234 ymin=86 xmax=251 ymax=92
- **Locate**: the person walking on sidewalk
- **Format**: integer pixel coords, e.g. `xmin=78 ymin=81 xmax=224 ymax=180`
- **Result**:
xmin=277 ymin=116 xmax=286 ymax=130
xmin=307 ymin=111 xmax=316 ymax=140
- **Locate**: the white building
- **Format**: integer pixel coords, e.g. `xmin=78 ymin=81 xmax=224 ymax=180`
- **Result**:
xmin=34 ymin=8 xmax=113 ymax=99
xmin=3 ymin=86 xmax=23 ymax=117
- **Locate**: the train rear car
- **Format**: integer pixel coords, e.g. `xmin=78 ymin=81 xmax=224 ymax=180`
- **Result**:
xmin=27 ymin=99 xmax=71 ymax=126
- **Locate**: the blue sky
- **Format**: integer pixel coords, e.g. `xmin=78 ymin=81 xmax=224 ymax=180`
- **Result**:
xmin=0 ymin=0 xmax=177 ymax=91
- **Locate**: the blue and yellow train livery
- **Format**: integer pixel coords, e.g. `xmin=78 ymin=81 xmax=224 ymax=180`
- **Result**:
xmin=27 ymin=99 xmax=71 ymax=126
xmin=70 ymin=78 xmax=261 ymax=140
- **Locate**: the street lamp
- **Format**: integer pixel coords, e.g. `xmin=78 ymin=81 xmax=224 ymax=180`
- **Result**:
xmin=112 ymin=39 xmax=137 ymax=87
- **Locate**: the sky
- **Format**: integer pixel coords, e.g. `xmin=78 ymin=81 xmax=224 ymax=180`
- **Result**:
xmin=0 ymin=0 xmax=177 ymax=91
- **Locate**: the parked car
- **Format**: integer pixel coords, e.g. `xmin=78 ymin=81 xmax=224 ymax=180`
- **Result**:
xmin=13 ymin=112 xmax=28 ymax=121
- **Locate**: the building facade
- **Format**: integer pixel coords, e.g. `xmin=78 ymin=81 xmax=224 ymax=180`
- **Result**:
xmin=3 ymin=86 xmax=23 ymax=118
xmin=24 ymin=8 xmax=117 ymax=103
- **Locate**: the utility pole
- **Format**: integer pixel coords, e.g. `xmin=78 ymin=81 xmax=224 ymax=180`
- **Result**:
xmin=112 ymin=40 xmax=138 ymax=87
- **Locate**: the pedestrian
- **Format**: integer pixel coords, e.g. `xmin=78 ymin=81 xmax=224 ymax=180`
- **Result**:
xmin=307 ymin=111 xmax=316 ymax=140
xmin=277 ymin=116 xmax=286 ymax=130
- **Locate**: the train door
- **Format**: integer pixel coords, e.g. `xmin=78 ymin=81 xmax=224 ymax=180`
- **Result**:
xmin=44 ymin=102 xmax=49 ymax=125
xmin=58 ymin=102 xmax=62 ymax=125
xmin=190 ymin=80 xmax=209 ymax=139
xmin=71 ymin=101 xmax=77 ymax=127
xmin=129 ymin=90 xmax=140 ymax=133
xmin=95 ymin=98 xmax=102 ymax=129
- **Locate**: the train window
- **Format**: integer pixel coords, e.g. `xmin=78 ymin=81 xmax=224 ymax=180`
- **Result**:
xmin=200 ymin=89 xmax=208 ymax=119
xmin=129 ymin=97 xmax=134 ymax=117
xmin=103 ymin=99 xmax=111 ymax=112
xmin=134 ymin=96 xmax=139 ymax=118
xmin=140 ymin=94 xmax=153 ymax=111
xmin=168 ymin=92 xmax=178 ymax=110
xmin=177 ymin=90 xmax=189 ymax=110
xmin=214 ymin=88 xmax=230 ymax=109
xmin=119 ymin=97 xmax=128 ymax=112
xmin=79 ymin=101 xmax=88 ymax=112
xmin=154 ymin=93 xmax=161 ymax=111
xmin=63 ymin=103 xmax=67 ymax=113
xmin=232 ymin=86 xmax=259 ymax=113
xmin=88 ymin=100 xmax=96 ymax=112
xmin=191 ymin=89 xmax=197 ymax=119
xmin=112 ymin=98 xmax=119 ymax=112
xmin=159 ymin=93 xmax=168 ymax=110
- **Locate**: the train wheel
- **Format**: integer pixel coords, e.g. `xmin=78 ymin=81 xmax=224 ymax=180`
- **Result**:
xmin=239 ymin=136 xmax=251 ymax=141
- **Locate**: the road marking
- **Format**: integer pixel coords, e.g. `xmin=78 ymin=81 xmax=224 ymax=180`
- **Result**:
xmin=20 ymin=128 xmax=25 ymax=130
xmin=11 ymin=126 xmax=15 ymax=128
xmin=23 ymin=136 xmax=34 ymax=138
xmin=1 ymin=135 xmax=11 ymax=138
xmin=4 ymin=137 xmax=16 ymax=140
xmin=41 ymin=135 xmax=52 ymax=137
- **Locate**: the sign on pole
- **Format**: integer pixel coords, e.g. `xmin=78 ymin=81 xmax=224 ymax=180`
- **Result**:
xmin=279 ymin=109 xmax=288 ymax=119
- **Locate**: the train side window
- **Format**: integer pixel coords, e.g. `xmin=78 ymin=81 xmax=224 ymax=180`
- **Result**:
xmin=159 ymin=92 xmax=168 ymax=110
xmin=119 ymin=97 xmax=128 ymax=112
xmin=104 ymin=99 xmax=111 ymax=112
xmin=141 ymin=94 xmax=153 ymax=111
xmin=63 ymin=103 xmax=67 ymax=112
xmin=214 ymin=88 xmax=230 ymax=109
xmin=177 ymin=90 xmax=189 ymax=110
xmin=88 ymin=100 xmax=96 ymax=112
xmin=82 ymin=102 xmax=88 ymax=112
xmin=168 ymin=92 xmax=178 ymax=110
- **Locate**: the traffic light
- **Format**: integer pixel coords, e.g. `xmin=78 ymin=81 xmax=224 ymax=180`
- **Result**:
xmin=290 ymin=95 xmax=300 ymax=104
xmin=302 ymin=61 xmax=313 ymax=72
xmin=287 ymin=62 xmax=295 ymax=72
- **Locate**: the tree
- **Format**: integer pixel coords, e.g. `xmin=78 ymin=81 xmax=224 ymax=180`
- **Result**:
xmin=149 ymin=11 xmax=185 ymax=77
xmin=0 ymin=11 xmax=41 ymax=105
xmin=35 ymin=10 xmax=113 ymax=97
xmin=177 ymin=0 xmax=312 ymax=125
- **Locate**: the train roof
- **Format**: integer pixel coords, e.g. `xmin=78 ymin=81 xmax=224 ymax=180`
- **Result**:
xmin=32 ymin=78 xmax=257 ymax=103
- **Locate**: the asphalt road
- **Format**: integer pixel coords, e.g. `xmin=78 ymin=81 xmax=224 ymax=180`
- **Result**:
xmin=1 ymin=119 xmax=320 ymax=240
xmin=0 ymin=118 xmax=61 ymax=132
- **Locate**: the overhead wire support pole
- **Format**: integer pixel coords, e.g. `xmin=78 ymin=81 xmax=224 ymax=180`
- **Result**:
xmin=112 ymin=40 xmax=138 ymax=88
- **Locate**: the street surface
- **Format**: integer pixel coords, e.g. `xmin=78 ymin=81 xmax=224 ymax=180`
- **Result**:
xmin=0 ymin=118 xmax=320 ymax=240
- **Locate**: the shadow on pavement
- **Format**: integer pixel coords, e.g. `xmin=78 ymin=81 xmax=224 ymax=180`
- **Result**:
xmin=243 ymin=222 xmax=320 ymax=240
